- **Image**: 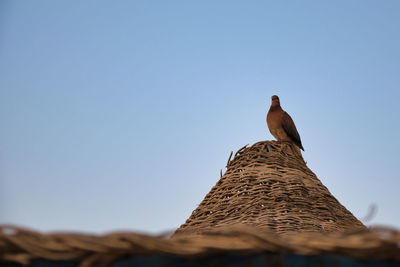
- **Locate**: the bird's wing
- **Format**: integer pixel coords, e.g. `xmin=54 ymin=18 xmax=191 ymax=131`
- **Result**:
xmin=282 ymin=111 xmax=304 ymax=150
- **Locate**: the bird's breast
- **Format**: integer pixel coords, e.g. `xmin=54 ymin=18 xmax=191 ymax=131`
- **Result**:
xmin=267 ymin=110 xmax=290 ymax=141
xmin=267 ymin=110 xmax=282 ymax=128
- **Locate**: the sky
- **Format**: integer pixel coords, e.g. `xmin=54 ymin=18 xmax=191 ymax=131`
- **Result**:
xmin=0 ymin=1 xmax=399 ymax=234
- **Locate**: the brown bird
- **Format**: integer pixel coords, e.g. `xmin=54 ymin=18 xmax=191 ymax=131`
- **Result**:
xmin=267 ymin=95 xmax=304 ymax=151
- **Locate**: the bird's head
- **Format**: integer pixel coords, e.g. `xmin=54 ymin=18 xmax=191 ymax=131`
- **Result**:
xmin=271 ymin=95 xmax=280 ymax=107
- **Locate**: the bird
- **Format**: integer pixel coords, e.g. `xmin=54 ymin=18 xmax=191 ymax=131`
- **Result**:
xmin=267 ymin=95 xmax=304 ymax=151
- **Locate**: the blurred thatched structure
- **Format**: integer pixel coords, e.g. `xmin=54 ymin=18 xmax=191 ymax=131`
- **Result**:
xmin=1 ymin=224 xmax=399 ymax=266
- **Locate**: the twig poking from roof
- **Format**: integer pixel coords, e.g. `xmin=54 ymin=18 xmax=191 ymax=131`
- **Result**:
xmin=226 ymin=151 xmax=233 ymax=167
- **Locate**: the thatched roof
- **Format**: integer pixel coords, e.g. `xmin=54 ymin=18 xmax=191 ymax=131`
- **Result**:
xmin=174 ymin=141 xmax=365 ymax=236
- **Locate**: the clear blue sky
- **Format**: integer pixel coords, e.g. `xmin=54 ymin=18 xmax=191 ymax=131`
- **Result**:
xmin=1 ymin=1 xmax=399 ymax=234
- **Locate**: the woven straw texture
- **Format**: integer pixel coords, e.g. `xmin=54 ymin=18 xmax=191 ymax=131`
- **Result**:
xmin=174 ymin=141 xmax=366 ymax=236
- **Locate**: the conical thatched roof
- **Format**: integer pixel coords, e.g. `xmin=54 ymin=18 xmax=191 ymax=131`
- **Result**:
xmin=174 ymin=141 xmax=366 ymax=236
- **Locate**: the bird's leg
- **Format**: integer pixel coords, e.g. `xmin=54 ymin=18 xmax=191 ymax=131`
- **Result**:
xmin=277 ymin=140 xmax=290 ymax=152
xmin=277 ymin=140 xmax=284 ymax=152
